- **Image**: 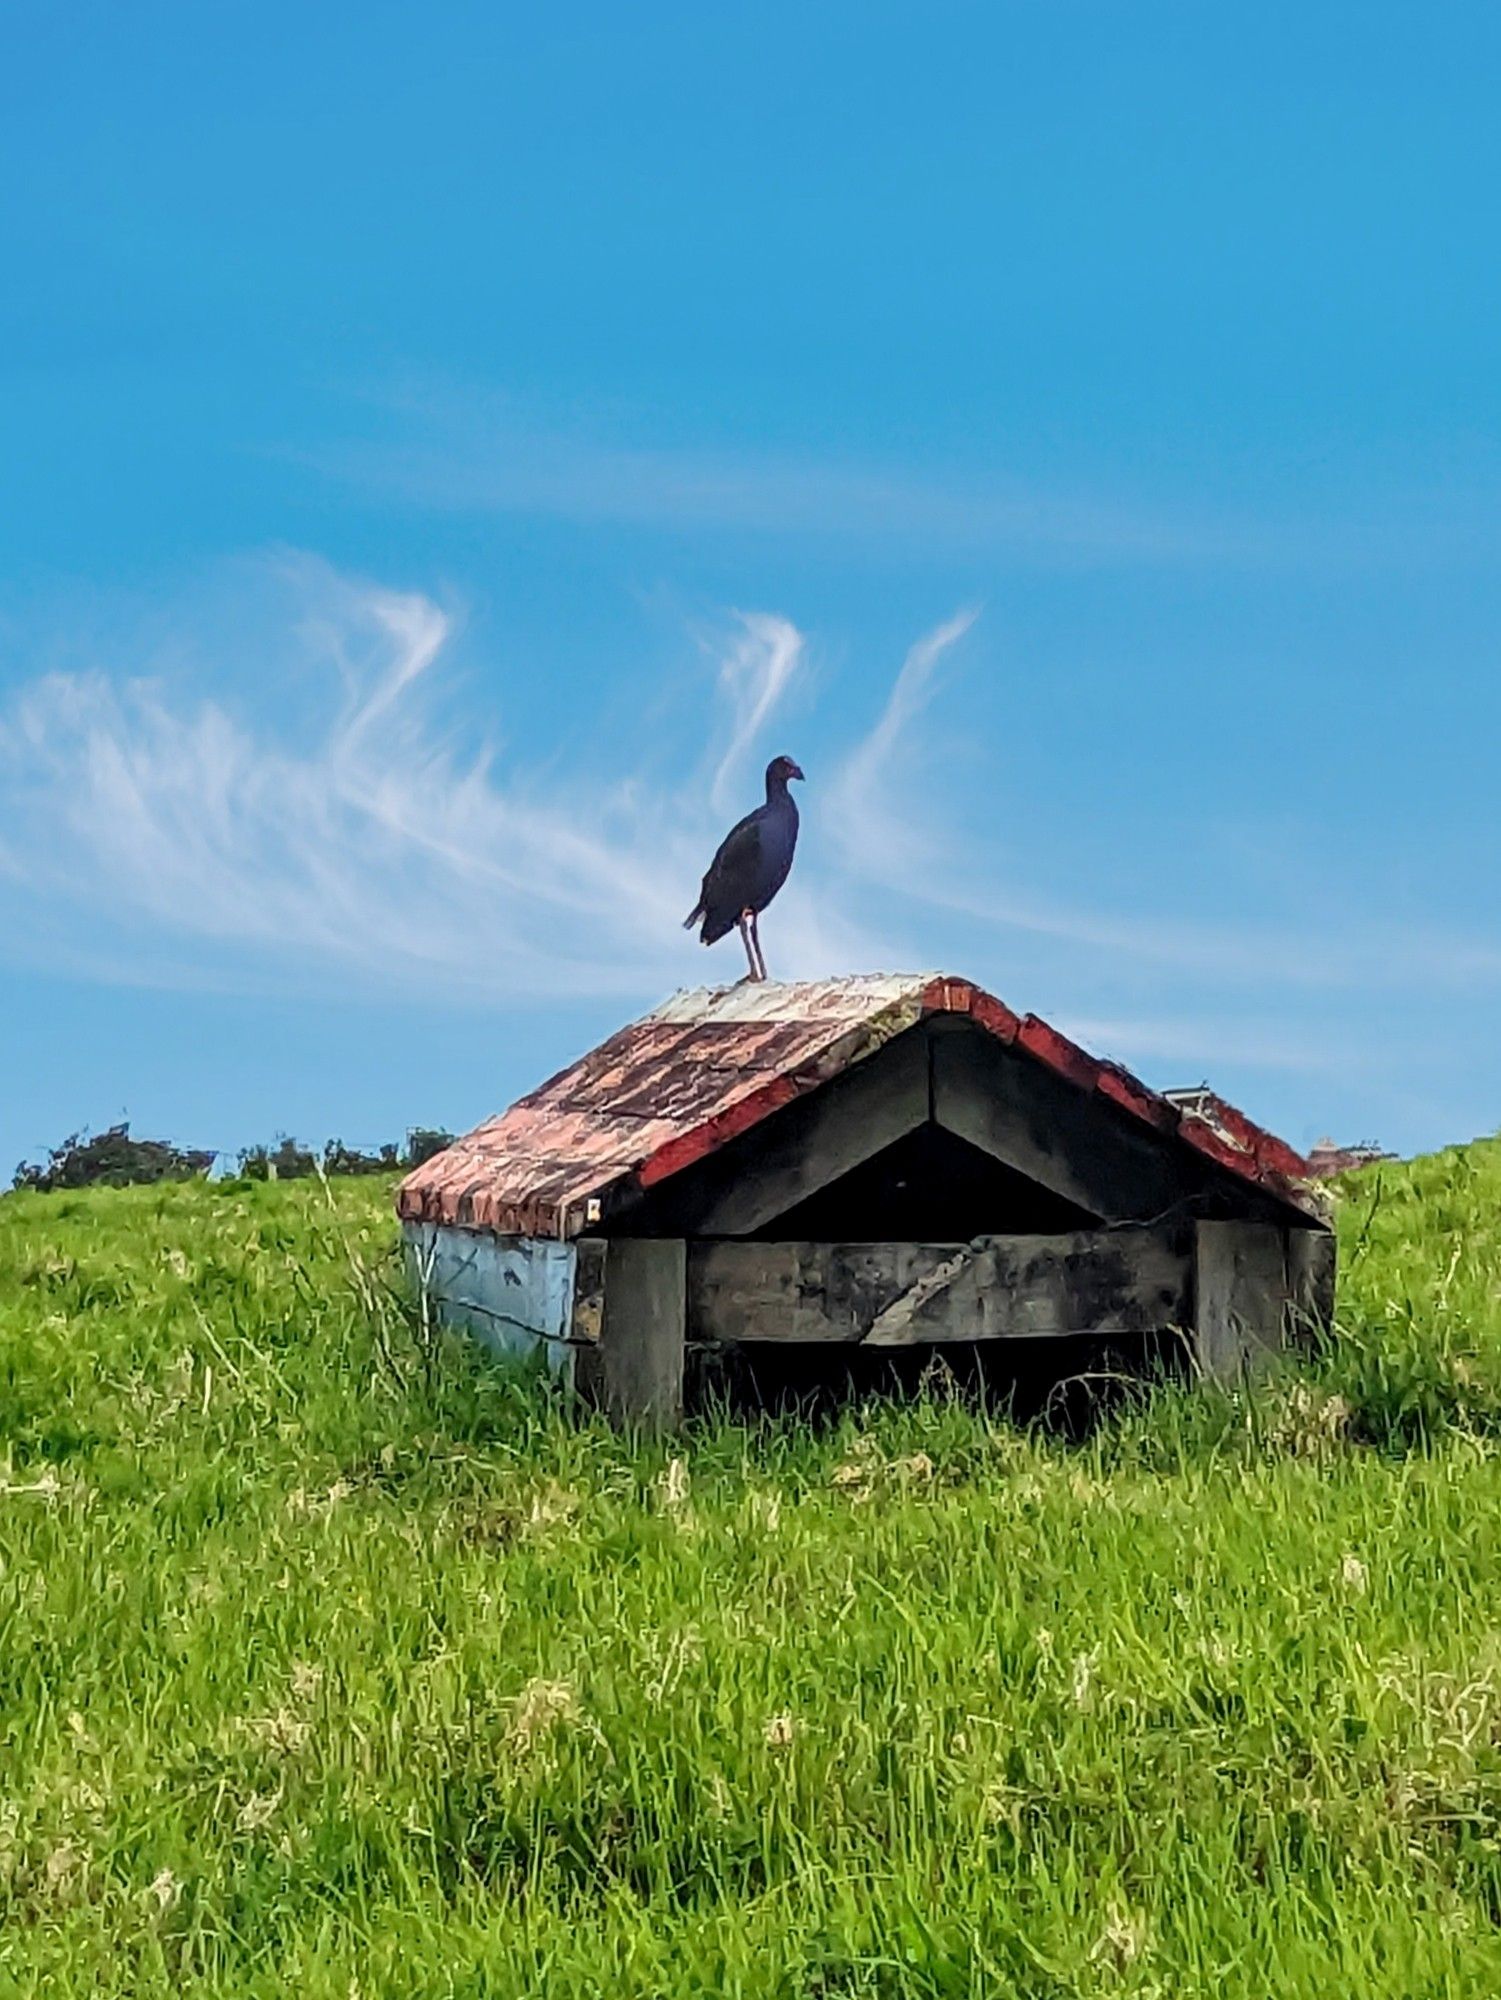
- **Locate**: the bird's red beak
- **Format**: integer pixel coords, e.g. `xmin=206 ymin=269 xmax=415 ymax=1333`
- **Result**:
xmin=788 ymin=761 xmax=805 ymax=781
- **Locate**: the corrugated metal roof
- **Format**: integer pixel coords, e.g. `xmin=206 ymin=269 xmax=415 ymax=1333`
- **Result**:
xmin=397 ymin=974 xmax=1324 ymax=1237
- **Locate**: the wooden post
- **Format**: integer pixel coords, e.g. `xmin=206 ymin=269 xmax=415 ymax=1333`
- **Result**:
xmin=1193 ymin=1220 xmax=1290 ymax=1381
xmin=588 ymin=1238 xmax=686 ymax=1430
xmin=1287 ymin=1228 xmax=1337 ymax=1344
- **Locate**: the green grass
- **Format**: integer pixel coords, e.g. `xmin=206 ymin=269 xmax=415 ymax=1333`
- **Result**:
xmin=3 ymin=1147 xmax=1501 ymax=1996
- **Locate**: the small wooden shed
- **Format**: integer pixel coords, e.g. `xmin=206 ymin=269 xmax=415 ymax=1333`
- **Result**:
xmin=396 ymin=974 xmax=1334 ymax=1426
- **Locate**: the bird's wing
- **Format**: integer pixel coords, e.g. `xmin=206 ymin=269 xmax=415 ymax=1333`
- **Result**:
xmin=697 ymin=809 xmax=762 ymax=910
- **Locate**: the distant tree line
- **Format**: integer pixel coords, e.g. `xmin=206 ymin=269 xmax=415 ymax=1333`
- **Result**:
xmin=10 ymin=1123 xmax=454 ymax=1194
xmin=11 ymin=1125 xmax=218 ymax=1195
xmin=236 ymin=1129 xmax=455 ymax=1180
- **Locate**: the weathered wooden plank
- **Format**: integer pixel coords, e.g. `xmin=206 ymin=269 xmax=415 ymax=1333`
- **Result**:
xmin=1286 ymin=1226 xmax=1337 ymax=1342
xmin=583 ymin=1238 xmax=686 ymax=1429
xmin=870 ymin=1226 xmax=1191 ymax=1344
xmin=1193 ymin=1220 xmax=1289 ymax=1381
xmin=686 ymin=1027 xmax=931 ymax=1236
xmin=689 ymin=1239 xmax=956 ymax=1344
xmin=687 ymin=1228 xmax=1191 ymax=1347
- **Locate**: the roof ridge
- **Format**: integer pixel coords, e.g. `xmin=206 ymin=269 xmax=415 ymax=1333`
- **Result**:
xmin=398 ymin=971 xmax=1324 ymax=1236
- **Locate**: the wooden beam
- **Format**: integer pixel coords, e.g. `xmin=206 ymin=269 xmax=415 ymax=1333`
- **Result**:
xmin=689 ymin=1239 xmax=956 ymax=1344
xmin=682 ymin=1026 xmax=931 ymax=1236
xmin=1193 ymin=1220 xmax=1290 ymax=1381
xmin=687 ymin=1227 xmax=1191 ymax=1347
xmin=929 ymin=1024 xmax=1184 ymax=1223
xmin=864 ymin=1227 xmax=1189 ymax=1345
xmin=580 ymin=1238 xmax=686 ymax=1429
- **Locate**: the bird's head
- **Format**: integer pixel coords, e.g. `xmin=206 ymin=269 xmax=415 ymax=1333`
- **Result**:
xmin=767 ymin=754 xmax=805 ymax=787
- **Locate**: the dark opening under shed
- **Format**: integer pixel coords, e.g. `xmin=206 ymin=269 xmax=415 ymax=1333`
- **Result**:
xmin=396 ymin=974 xmax=1334 ymax=1426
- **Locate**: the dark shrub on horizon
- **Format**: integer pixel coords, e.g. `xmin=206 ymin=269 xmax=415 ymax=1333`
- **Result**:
xmin=404 ymin=1127 xmax=455 ymax=1167
xmin=322 ymin=1139 xmax=403 ymax=1176
xmin=12 ymin=1124 xmax=216 ymax=1194
xmin=238 ymin=1136 xmax=321 ymax=1181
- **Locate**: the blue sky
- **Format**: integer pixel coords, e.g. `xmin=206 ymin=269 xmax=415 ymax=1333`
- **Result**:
xmin=4 ymin=1 xmax=1501 ymax=1172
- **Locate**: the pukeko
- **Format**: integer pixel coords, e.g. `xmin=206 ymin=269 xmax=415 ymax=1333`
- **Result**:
xmin=685 ymin=755 xmax=804 ymax=981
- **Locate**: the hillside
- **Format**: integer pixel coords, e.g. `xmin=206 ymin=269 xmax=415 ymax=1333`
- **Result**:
xmin=2 ymin=1145 xmax=1501 ymax=1996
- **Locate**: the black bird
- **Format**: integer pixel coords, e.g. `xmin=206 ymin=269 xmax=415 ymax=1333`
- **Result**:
xmin=685 ymin=755 xmax=805 ymax=982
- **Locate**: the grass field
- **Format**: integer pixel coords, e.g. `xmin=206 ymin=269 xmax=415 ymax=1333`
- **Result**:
xmin=3 ymin=1144 xmax=1501 ymax=1996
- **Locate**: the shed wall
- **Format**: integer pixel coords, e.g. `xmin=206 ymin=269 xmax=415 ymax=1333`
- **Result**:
xmin=401 ymin=1222 xmax=579 ymax=1380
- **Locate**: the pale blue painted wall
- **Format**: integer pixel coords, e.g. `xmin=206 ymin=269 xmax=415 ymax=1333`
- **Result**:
xmin=401 ymin=1222 xmax=579 ymax=1382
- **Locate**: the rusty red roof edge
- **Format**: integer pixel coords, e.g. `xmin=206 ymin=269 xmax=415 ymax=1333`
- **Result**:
xmin=397 ymin=973 xmax=1324 ymax=1235
xmin=637 ymin=1072 xmax=802 ymax=1188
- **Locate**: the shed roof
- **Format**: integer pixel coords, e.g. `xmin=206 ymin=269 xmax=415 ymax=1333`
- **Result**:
xmin=397 ymin=973 xmax=1325 ymax=1238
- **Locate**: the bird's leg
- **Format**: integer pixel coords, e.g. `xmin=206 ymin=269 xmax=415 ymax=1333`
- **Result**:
xmin=737 ymin=911 xmax=762 ymax=982
xmin=749 ymin=911 xmax=769 ymax=982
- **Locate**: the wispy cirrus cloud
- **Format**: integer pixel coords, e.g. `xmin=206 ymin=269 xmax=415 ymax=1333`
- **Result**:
xmin=1 ymin=556 xmax=1494 ymax=1109
xmin=827 ymin=605 xmax=980 ymax=883
xmin=823 ymin=600 xmax=1501 ymax=999
xmin=708 ymin=611 xmax=804 ymax=814
xmin=297 ymin=386 xmax=1249 ymax=566
xmin=295 ymin=384 xmax=1501 ymax=575
xmin=0 ymin=559 xmax=882 ymax=1004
